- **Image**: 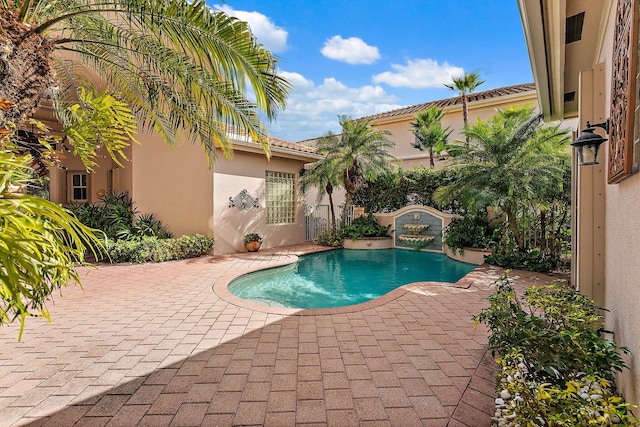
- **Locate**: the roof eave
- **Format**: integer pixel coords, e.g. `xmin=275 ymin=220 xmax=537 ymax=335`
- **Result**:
xmin=518 ymin=0 xmax=567 ymax=120
xmin=371 ymin=89 xmax=538 ymax=126
xmin=230 ymin=139 xmax=322 ymax=162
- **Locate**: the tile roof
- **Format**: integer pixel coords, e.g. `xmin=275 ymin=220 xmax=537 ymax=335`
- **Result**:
xmin=361 ymin=82 xmax=536 ymax=121
xmin=269 ymin=136 xmax=316 ymax=154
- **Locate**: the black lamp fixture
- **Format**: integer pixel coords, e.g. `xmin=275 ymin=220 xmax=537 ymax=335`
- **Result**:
xmin=571 ymin=119 xmax=610 ymax=166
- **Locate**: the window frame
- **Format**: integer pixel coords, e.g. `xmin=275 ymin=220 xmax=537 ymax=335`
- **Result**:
xmin=67 ymin=171 xmax=90 ymax=203
xmin=265 ymin=170 xmax=296 ymax=225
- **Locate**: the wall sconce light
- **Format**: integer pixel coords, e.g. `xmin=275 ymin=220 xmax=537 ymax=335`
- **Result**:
xmin=571 ymin=119 xmax=609 ymax=166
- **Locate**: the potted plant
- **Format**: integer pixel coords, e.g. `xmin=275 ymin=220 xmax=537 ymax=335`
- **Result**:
xmin=243 ymin=232 xmax=263 ymax=252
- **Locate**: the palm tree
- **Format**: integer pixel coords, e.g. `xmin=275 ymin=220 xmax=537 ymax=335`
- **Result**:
xmin=435 ymin=106 xmax=570 ymax=248
xmin=318 ymin=115 xmax=396 ymax=224
xmin=410 ymin=106 xmax=451 ymax=167
xmin=0 ymin=0 xmax=289 ymax=338
xmin=444 ymin=72 xmax=485 ymax=143
xmin=0 ymin=0 xmax=290 ymax=162
xmin=300 ymin=159 xmax=342 ymax=233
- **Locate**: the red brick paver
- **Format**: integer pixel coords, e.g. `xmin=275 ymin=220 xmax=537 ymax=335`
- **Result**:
xmin=0 ymin=244 xmax=566 ymax=426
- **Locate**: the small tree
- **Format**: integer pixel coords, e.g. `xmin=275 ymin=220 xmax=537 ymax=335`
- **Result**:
xmin=410 ymin=106 xmax=451 ymax=167
xmin=435 ymin=106 xmax=570 ymax=250
xmin=317 ymin=115 xmax=396 ymax=224
xmin=300 ymin=159 xmax=342 ymax=233
xmin=444 ymin=72 xmax=485 ymax=143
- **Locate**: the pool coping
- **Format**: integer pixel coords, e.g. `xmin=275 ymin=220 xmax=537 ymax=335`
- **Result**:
xmin=213 ymin=249 xmax=492 ymax=316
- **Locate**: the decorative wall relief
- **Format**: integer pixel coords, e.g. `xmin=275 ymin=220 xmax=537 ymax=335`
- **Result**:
xmin=229 ymin=189 xmax=259 ymax=210
xmin=609 ymin=0 xmax=638 ymax=183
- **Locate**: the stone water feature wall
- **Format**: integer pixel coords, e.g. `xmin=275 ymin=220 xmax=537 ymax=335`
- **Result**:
xmin=395 ymin=211 xmax=442 ymax=251
xmin=374 ymin=205 xmax=458 ymax=253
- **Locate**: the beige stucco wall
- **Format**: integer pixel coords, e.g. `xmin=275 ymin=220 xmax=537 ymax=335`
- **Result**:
xmin=50 ymin=125 xmax=312 ymax=255
xmin=604 ymin=173 xmax=640 ymax=407
xmin=597 ymin=6 xmax=640 ymax=409
xmin=129 ymin=134 xmax=214 ymax=239
xmin=49 ymin=146 xmax=116 ymax=205
xmin=213 ymin=152 xmax=307 ymax=255
xmin=372 ymin=92 xmax=539 ymax=170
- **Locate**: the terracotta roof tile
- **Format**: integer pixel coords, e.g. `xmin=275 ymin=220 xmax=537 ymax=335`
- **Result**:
xmin=360 ymin=82 xmax=536 ymax=121
xmin=268 ymin=136 xmax=316 ymax=154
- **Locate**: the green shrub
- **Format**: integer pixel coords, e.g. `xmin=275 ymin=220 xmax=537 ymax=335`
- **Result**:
xmin=105 ymin=234 xmax=214 ymax=263
xmin=341 ymin=213 xmax=391 ymax=240
xmin=69 ymin=192 xmax=172 ymax=241
xmin=485 ymin=237 xmax=557 ymax=273
xmin=352 ymin=166 xmax=463 ymax=213
xmin=474 ymin=275 xmax=637 ymax=426
xmin=314 ymin=229 xmax=343 ymax=247
xmin=442 ymin=211 xmax=496 ymax=253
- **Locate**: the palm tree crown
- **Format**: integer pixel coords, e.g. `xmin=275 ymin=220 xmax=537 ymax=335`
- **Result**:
xmin=444 ymin=71 xmax=484 ymax=142
xmin=0 ymin=0 xmax=290 ymax=163
xmin=316 ymin=115 xmax=396 ymax=224
xmin=435 ymin=105 xmax=570 ymax=247
xmin=410 ymin=106 xmax=451 ymax=167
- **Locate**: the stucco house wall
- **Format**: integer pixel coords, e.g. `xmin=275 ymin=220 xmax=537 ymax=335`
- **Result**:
xmin=364 ymin=84 xmax=540 ymax=170
xmin=594 ymin=2 xmax=640 ymax=406
xmin=519 ymin=0 xmax=640 ymax=409
xmin=131 ymin=133 xmax=214 ymax=238
xmin=213 ymin=152 xmax=308 ymax=255
xmin=45 ymin=123 xmax=318 ymax=255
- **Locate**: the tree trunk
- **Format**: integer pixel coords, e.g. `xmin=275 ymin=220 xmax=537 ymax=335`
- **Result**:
xmin=341 ymin=162 xmax=362 ymax=225
xmin=462 ymin=95 xmax=469 ymax=144
xmin=0 ymin=9 xmax=55 ymax=126
xmin=429 ymin=148 xmax=435 ymax=167
xmin=341 ymin=192 xmax=353 ymax=225
xmin=326 ymin=182 xmax=336 ymax=233
xmin=505 ymin=206 xmax=524 ymax=249
xmin=540 ymin=209 xmax=547 ymax=250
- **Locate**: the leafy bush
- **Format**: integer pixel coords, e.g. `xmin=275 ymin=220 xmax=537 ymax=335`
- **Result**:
xmin=352 ymin=166 xmax=463 ymax=213
xmin=474 ymin=276 xmax=637 ymax=426
xmin=314 ymin=229 xmax=343 ymax=247
xmin=105 ymin=234 xmax=214 ymax=263
xmin=485 ymin=236 xmax=558 ymax=273
xmin=341 ymin=213 xmax=391 ymax=240
xmin=442 ymin=211 xmax=496 ymax=253
xmin=69 ymin=192 xmax=172 ymax=241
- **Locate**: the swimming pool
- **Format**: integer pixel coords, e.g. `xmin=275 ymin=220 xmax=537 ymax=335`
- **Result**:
xmin=228 ymin=249 xmax=476 ymax=309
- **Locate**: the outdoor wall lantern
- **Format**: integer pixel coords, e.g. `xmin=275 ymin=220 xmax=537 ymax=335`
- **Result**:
xmin=571 ymin=119 xmax=609 ymax=166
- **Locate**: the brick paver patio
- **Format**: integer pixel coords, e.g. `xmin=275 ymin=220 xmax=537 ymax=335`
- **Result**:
xmin=0 ymin=244 xmax=567 ymax=426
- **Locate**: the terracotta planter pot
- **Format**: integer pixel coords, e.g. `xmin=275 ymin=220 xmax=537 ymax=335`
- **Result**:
xmin=245 ymin=240 xmax=262 ymax=252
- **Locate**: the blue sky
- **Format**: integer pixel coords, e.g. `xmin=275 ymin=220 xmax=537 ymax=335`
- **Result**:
xmin=213 ymin=1 xmax=534 ymax=142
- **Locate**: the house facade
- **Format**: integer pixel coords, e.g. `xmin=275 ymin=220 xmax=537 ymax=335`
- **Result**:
xmin=39 ymin=107 xmax=321 ymax=255
xmin=301 ymin=83 xmax=544 ymax=218
xmin=362 ymin=83 xmax=540 ymax=169
xmin=519 ymin=0 xmax=640 ymax=408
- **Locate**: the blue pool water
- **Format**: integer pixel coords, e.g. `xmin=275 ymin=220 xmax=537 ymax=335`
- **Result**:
xmin=228 ymin=249 xmax=476 ymax=309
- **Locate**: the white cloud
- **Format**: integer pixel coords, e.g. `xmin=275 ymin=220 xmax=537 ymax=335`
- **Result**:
xmin=215 ymin=5 xmax=288 ymax=53
xmin=280 ymin=71 xmax=314 ymax=91
xmin=372 ymin=59 xmax=464 ymax=89
xmin=270 ymin=73 xmax=402 ymax=141
xmin=320 ymin=36 xmax=380 ymax=65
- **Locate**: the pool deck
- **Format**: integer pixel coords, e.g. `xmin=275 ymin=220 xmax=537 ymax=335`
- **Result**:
xmin=0 ymin=244 xmax=568 ymax=426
